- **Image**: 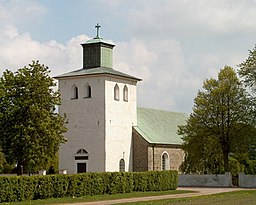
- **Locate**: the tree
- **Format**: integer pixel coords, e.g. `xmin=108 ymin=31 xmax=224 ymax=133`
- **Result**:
xmin=0 ymin=61 xmax=67 ymax=174
xmin=238 ymin=45 xmax=256 ymax=92
xmin=0 ymin=149 xmax=6 ymax=173
xmin=238 ymin=45 xmax=256 ymax=173
xmin=178 ymin=66 xmax=256 ymax=173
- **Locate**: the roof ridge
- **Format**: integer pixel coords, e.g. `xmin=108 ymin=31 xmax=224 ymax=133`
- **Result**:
xmin=138 ymin=107 xmax=187 ymax=115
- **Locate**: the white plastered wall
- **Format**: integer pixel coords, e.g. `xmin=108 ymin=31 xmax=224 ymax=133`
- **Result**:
xmin=58 ymin=76 xmax=106 ymax=174
xmin=105 ymin=77 xmax=138 ymax=172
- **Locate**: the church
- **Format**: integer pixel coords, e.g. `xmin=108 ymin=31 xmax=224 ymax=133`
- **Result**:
xmin=55 ymin=25 xmax=186 ymax=174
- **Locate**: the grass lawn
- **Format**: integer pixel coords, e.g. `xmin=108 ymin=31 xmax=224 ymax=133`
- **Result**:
xmin=0 ymin=190 xmax=192 ymax=205
xmin=123 ymin=190 xmax=256 ymax=205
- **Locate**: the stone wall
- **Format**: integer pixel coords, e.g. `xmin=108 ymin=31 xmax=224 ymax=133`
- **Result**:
xmin=178 ymin=172 xmax=232 ymax=187
xmin=239 ymin=173 xmax=256 ymax=188
xmin=148 ymin=144 xmax=184 ymax=171
xmin=132 ymin=130 xmax=149 ymax=172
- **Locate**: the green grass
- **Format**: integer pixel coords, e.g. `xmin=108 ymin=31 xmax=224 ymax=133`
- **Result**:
xmin=123 ymin=190 xmax=256 ymax=205
xmin=0 ymin=190 xmax=192 ymax=205
xmin=3 ymin=189 xmax=256 ymax=205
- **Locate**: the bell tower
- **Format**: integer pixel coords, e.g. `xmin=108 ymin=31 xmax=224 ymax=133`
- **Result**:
xmin=56 ymin=24 xmax=141 ymax=174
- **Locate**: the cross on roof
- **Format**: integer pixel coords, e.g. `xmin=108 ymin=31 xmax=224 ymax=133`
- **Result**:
xmin=95 ymin=23 xmax=101 ymax=38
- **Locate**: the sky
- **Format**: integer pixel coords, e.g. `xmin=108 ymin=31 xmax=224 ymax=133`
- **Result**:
xmin=0 ymin=0 xmax=256 ymax=114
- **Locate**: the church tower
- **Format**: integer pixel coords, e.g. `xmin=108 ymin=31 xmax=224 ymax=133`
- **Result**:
xmin=55 ymin=24 xmax=141 ymax=173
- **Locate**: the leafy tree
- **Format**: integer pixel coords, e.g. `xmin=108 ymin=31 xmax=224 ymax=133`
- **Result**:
xmin=0 ymin=61 xmax=67 ymax=174
xmin=179 ymin=66 xmax=256 ymax=173
xmin=0 ymin=149 xmax=6 ymax=173
xmin=238 ymin=45 xmax=256 ymax=92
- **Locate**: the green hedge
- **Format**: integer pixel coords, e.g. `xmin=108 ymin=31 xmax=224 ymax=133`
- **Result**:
xmin=0 ymin=170 xmax=178 ymax=203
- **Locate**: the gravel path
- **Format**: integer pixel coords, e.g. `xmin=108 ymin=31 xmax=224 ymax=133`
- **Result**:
xmin=57 ymin=187 xmax=252 ymax=205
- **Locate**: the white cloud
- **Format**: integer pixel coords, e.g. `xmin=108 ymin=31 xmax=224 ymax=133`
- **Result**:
xmin=128 ymin=0 xmax=256 ymax=37
xmin=114 ymin=38 xmax=156 ymax=81
xmin=0 ymin=0 xmax=255 ymax=114
xmin=0 ymin=26 xmax=89 ymax=76
xmin=0 ymin=0 xmax=47 ymax=26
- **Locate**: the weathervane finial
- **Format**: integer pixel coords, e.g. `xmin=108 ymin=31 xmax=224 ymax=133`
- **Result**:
xmin=95 ymin=23 xmax=101 ymax=38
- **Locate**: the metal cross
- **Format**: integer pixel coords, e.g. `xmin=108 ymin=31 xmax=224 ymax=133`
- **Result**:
xmin=95 ymin=23 xmax=101 ymax=38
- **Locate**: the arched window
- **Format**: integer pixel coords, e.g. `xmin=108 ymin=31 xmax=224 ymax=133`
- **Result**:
xmin=161 ymin=153 xmax=169 ymax=170
xmin=119 ymin=159 xmax=125 ymax=172
xmin=84 ymin=84 xmax=91 ymax=98
xmin=123 ymin=85 xmax=128 ymax=102
xmin=114 ymin=84 xmax=119 ymax=101
xmin=71 ymin=85 xmax=78 ymax=99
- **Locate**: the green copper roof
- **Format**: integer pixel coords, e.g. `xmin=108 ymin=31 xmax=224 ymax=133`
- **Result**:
xmin=54 ymin=67 xmax=141 ymax=81
xmin=84 ymin=37 xmax=115 ymax=46
xmin=134 ymin=107 xmax=187 ymax=145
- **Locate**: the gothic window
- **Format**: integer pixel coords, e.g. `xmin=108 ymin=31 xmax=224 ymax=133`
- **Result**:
xmin=114 ymin=84 xmax=119 ymax=101
xmin=161 ymin=152 xmax=169 ymax=170
xmin=84 ymin=84 xmax=91 ymax=98
xmin=123 ymin=85 xmax=128 ymax=102
xmin=119 ymin=159 xmax=125 ymax=172
xmin=71 ymin=85 xmax=78 ymax=99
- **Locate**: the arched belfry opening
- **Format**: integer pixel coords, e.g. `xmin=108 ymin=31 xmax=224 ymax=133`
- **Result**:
xmin=84 ymin=84 xmax=91 ymax=98
xmin=71 ymin=85 xmax=78 ymax=99
xmin=123 ymin=85 xmax=128 ymax=102
xmin=114 ymin=84 xmax=120 ymax=101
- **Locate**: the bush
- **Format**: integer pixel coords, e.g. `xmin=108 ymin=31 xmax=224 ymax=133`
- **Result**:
xmin=133 ymin=170 xmax=178 ymax=192
xmin=0 ymin=170 xmax=178 ymax=203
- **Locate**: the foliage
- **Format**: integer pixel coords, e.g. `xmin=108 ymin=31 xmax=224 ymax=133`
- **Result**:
xmin=133 ymin=170 xmax=178 ymax=192
xmin=238 ymin=45 xmax=256 ymax=92
xmin=179 ymin=66 xmax=256 ymax=173
xmin=0 ymin=170 xmax=178 ymax=203
xmin=228 ymin=157 xmax=244 ymax=176
xmin=0 ymin=149 xmax=6 ymax=173
xmin=0 ymin=61 xmax=67 ymax=174
xmin=179 ymin=136 xmax=224 ymax=174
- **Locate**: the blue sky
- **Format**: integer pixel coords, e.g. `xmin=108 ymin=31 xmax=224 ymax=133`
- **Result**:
xmin=0 ymin=0 xmax=256 ymax=113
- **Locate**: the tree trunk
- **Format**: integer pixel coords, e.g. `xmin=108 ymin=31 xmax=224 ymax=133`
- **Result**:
xmin=17 ymin=161 xmax=23 ymax=176
xmin=222 ymin=148 xmax=229 ymax=172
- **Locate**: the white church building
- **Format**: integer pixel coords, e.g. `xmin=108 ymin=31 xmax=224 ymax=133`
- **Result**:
xmin=55 ymin=25 xmax=186 ymax=174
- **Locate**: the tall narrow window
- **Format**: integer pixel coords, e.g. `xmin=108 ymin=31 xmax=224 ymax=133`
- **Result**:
xmin=161 ymin=153 xmax=169 ymax=170
xmin=123 ymin=85 xmax=128 ymax=102
xmin=114 ymin=84 xmax=119 ymax=101
xmin=84 ymin=84 xmax=91 ymax=98
xmin=71 ymin=85 xmax=78 ymax=99
xmin=119 ymin=159 xmax=125 ymax=172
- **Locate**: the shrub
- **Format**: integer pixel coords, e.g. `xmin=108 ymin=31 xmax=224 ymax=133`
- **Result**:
xmin=133 ymin=170 xmax=178 ymax=192
xmin=0 ymin=170 xmax=178 ymax=203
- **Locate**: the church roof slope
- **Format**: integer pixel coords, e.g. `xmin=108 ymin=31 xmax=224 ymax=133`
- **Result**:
xmin=54 ymin=67 xmax=141 ymax=81
xmin=134 ymin=107 xmax=187 ymax=145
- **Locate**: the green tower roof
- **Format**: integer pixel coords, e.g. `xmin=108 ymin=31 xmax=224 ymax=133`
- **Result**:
xmin=55 ymin=24 xmax=141 ymax=81
xmin=54 ymin=66 xmax=141 ymax=81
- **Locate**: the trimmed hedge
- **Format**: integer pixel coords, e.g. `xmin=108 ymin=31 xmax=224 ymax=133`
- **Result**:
xmin=0 ymin=170 xmax=178 ymax=203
